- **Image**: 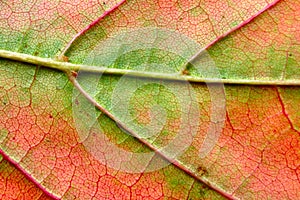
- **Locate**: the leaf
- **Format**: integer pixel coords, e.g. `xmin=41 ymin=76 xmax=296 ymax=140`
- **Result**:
xmin=208 ymin=0 xmax=300 ymax=81
xmin=0 ymin=0 xmax=300 ymax=200
xmin=0 ymin=0 xmax=125 ymax=57
xmin=0 ymin=155 xmax=53 ymax=199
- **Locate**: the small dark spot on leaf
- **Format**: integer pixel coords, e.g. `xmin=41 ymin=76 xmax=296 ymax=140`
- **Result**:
xmin=62 ymin=55 xmax=69 ymax=62
xmin=289 ymin=53 xmax=292 ymax=57
xmin=182 ymin=69 xmax=190 ymax=75
xmin=92 ymin=132 xmax=97 ymax=137
xmin=197 ymin=166 xmax=207 ymax=176
xmin=200 ymin=185 xmax=207 ymax=189
xmin=103 ymin=1 xmax=106 ymax=5
xmin=71 ymin=71 xmax=78 ymax=78
xmin=49 ymin=114 xmax=53 ymax=119
xmin=199 ymin=185 xmax=208 ymax=196
xmin=45 ymin=138 xmax=51 ymax=143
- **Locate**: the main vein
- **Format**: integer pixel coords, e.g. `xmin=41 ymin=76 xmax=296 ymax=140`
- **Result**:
xmin=1 ymin=49 xmax=299 ymax=86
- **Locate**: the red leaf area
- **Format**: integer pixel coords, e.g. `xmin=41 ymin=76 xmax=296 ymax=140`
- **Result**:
xmin=0 ymin=156 xmax=52 ymax=199
xmin=0 ymin=0 xmax=300 ymax=199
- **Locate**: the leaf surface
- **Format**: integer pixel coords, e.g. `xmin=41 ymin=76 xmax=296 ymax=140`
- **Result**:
xmin=0 ymin=0 xmax=124 ymax=57
xmin=208 ymin=0 xmax=300 ymax=81
xmin=66 ymin=0 xmax=278 ymax=64
xmin=0 ymin=0 xmax=300 ymax=200
xmin=0 ymin=155 xmax=53 ymax=199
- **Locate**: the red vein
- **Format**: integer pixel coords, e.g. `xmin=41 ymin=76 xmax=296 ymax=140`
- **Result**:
xmin=275 ymin=87 xmax=299 ymax=133
xmin=59 ymin=0 xmax=126 ymax=58
xmin=0 ymin=149 xmax=60 ymax=200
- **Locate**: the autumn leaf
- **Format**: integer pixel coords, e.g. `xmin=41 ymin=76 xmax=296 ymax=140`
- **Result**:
xmin=0 ymin=0 xmax=300 ymax=200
